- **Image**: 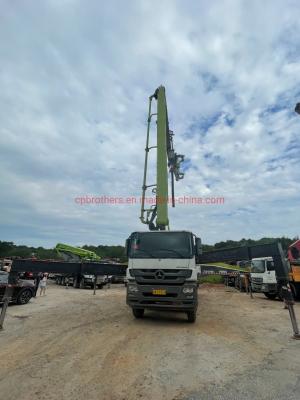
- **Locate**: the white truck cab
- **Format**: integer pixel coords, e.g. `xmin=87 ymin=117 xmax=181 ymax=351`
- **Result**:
xmin=125 ymin=230 xmax=201 ymax=322
xmin=250 ymin=257 xmax=278 ymax=299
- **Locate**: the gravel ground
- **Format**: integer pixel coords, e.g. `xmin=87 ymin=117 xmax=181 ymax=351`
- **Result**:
xmin=0 ymin=282 xmax=299 ymax=400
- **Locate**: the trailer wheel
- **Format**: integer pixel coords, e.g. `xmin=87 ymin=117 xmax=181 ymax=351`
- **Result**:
xmin=79 ymin=279 xmax=85 ymax=289
xmin=264 ymin=293 xmax=277 ymax=300
xmin=132 ymin=308 xmax=144 ymax=319
xmin=187 ymin=310 xmax=196 ymax=323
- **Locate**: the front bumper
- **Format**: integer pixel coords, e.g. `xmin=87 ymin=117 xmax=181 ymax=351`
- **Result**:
xmin=251 ymin=283 xmax=262 ymax=292
xmin=252 ymin=283 xmax=277 ymax=293
xmin=126 ymin=283 xmax=198 ymax=311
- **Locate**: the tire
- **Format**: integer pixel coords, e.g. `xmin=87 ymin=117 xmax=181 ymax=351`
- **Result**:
xmin=132 ymin=308 xmax=144 ymax=319
xmin=79 ymin=279 xmax=85 ymax=289
xmin=264 ymin=292 xmax=277 ymax=300
xmin=294 ymin=284 xmax=300 ymax=300
xmin=187 ymin=310 xmax=197 ymax=323
xmin=16 ymin=289 xmax=33 ymax=305
xmin=61 ymin=277 xmax=66 ymax=285
xmin=278 ymin=287 xmax=283 ymax=301
xmin=234 ymin=278 xmax=239 ymax=289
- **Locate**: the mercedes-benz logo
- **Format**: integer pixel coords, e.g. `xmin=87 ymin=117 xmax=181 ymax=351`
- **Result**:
xmin=155 ymin=270 xmax=165 ymax=280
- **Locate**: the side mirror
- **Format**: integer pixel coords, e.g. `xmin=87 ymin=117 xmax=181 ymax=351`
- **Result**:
xmin=195 ymin=237 xmax=202 ymax=256
xmin=125 ymin=239 xmax=130 ymax=256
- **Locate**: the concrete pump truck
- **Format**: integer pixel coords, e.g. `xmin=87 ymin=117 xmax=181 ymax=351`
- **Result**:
xmin=126 ymin=86 xmax=202 ymax=322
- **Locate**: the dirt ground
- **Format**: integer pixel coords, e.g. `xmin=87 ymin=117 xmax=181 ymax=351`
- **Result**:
xmin=0 ymin=281 xmax=299 ymax=400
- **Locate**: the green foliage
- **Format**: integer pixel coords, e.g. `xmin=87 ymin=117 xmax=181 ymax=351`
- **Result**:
xmin=0 ymin=241 xmax=59 ymax=259
xmin=0 ymin=241 xmax=126 ymax=262
xmin=213 ymin=236 xmax=297 ymax=252
xmin=198 ymin=275 xmax=224 ymax=284
xmin=202 ymin=244 xmax=215 ymax=252
xmin=82 ymin=245 xmax=126 ymax=262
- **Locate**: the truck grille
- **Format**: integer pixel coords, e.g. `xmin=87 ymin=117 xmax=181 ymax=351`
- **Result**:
xmin=130 ymin=269 xmax=192 ymax=285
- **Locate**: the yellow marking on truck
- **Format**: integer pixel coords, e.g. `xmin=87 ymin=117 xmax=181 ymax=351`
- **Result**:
xmin=152 ymin=289 xmax=167 ymax=295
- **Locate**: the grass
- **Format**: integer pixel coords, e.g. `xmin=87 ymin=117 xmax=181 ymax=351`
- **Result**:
xmin=198 ymin=275 xmax=224 ymax=284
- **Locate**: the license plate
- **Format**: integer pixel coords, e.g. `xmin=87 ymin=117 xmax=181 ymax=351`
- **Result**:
xmin=152 ymin=289 xmax=166 ymax=295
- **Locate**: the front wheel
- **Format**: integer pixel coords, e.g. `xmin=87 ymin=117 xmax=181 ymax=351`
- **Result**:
xmin=132 ymin=308 xmax=144 ymax=319
xmin=17 ymin=289 xmax=33 ymax=305
xmin=264 ymin=292 xmax=277 ymax=300
xmin=187 ymin=310 xmax=197 ymax=323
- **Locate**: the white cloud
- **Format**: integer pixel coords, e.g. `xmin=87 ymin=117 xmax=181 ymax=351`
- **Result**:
xmin=0 ymin=0 xmax=300 ymax=247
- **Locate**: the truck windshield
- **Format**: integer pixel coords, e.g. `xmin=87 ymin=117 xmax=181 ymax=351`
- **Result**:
xmin=129 ymin=232 xmax=193 ymax=259
xmin=251 ymin=260 xmax=265 ymax=273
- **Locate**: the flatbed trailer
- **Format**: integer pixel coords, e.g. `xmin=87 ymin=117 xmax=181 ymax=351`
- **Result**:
xmin=10 ymin=259 xmax=127 ymax=276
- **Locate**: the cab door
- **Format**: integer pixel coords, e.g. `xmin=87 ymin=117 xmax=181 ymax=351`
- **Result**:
xmin=265 ymin=260 xmax=277 ymax=284
xmin=0 ymin=271 xmax=8 ymax=300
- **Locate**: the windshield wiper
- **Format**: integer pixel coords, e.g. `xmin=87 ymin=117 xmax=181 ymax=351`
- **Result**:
xmin=157 ymin=248 xmax=186 ymax=258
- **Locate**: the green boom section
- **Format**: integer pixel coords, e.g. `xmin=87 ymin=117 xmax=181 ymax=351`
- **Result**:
xmin=55 ymin=243 xmax=101 ymax=262
xmin=140 ymin=86 xmax=184 ymax=230
xmin=156 ymin=86 xmax=169 ymax=229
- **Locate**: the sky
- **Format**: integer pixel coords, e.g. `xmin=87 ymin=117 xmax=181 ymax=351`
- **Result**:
xmin=0 ymin=0 xmax=300 ymax=247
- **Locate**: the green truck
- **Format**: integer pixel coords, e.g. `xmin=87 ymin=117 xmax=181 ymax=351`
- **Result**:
xmin=54 ymin=243 xmax=108 ymax=289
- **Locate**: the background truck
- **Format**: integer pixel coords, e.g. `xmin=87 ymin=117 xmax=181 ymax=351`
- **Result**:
xmin=250 ymin=240 xmax=300 ymax=299
xmin=250 ymin=257 xmax=278 ymax=299
xmin=287 ymin=239 xmax=300 ymax=298
xmin=54 ymin=243 xmax=108 ymax=289
xmin=0 ymin=258 xmax=13 ymax=272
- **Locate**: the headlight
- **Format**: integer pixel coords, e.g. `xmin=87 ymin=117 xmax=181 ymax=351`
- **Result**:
xmin=183 ymin=286 xmax=194 ymax=294
xmin=128 ymin=284 xmax=138 ymax=293
xmin=261 ymin=285 xmax=267 ymax=291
